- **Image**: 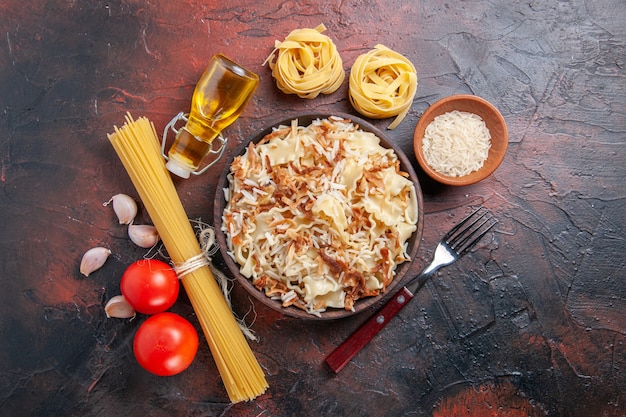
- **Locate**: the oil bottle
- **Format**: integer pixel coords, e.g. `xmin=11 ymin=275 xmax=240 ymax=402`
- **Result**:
xmin=165 ymin=54 xmax=259 ymax=179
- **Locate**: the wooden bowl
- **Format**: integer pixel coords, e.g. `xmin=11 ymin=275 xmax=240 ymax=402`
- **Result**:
xmin=213 ymin=113 xmax=424 ymax=320
xmin=413 ymin=94 xmax=508 ymax=186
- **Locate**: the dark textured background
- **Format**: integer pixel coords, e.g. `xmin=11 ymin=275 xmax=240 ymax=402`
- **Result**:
xmin=1 ymin=1 xmax=625 ymax=416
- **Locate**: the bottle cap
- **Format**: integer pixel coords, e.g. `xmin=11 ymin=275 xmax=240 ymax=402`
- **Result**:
xmin=166 ymin=159 xmax=192 ymax=179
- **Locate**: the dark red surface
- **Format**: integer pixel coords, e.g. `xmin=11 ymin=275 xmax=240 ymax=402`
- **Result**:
xmin=1 ymin=1 xmax=625 ymax=416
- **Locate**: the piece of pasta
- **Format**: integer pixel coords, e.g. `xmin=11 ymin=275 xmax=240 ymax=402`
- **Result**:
xmin=264 ymin=23 xmax=345 ymax=99
xmin=349 ymin=44 xmax=418 ymax=129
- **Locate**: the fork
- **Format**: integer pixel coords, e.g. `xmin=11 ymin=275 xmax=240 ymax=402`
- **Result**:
xmin=325 ymin=207 xmax=497 ymax=373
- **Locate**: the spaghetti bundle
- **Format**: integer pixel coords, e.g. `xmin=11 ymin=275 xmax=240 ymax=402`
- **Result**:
xmin=264 ymin=23 xmax=345 ymax=99
xmin=349 ymin=44 xmax=418 ymax=129
xmin=108 ymin=113 xmax=267 ymax=403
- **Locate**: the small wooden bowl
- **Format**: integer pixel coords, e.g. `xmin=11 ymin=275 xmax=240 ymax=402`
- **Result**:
xmin=214 ymin=113 xmax=424 ymax=320
xmin=413 ymin=95 xmax=508 ymax=186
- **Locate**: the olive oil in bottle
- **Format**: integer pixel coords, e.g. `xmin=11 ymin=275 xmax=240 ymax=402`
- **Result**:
xmin=166 ymin=54 xmax=259 ymax=178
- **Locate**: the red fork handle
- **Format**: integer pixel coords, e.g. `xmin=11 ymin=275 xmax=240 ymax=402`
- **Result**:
xmin=325 ymin=286 xmax=415 ymax=373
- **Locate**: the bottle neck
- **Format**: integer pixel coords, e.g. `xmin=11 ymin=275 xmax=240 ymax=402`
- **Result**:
xmin=185 ymin=115 xmax=220 ymax=144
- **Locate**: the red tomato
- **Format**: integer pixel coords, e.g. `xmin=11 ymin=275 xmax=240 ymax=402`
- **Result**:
xmin=120 ymin=259 xmax=179 ymax=315
xmin=133 ymin=312 xmax=199 ymax=376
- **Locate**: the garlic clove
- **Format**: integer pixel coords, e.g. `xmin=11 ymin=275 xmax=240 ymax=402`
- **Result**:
xmin=128 ymin=224 xmax=160 ymax=248
xmin=105 ymin=295 xmax=136 ymax=319
xmin=104 ymin=193 xmax=138 ymax=225
xmin=80 ymin=247 xmax=112 ymax=276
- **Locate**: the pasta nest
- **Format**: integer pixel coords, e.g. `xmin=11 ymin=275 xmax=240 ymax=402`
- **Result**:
xmin=349 ymin=44 xmax=418 ymax=130
xmin=264 ymin=24 xmax=345 ymax=99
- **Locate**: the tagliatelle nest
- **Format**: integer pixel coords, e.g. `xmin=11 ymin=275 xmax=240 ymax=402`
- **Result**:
xmin=221 ymin=116 xmax=418 ymax=317
xmin=264 ymin=24 xmax=345 ymax=99
xmin=349 ymin=44 xmax=418 ymax=130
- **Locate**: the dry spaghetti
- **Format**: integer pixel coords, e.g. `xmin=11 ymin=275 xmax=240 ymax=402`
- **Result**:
xmin=349 ymin=44 xmax=418 ymax=129
xmin=264 ymin=23 xmax=345 ymax=99
xmin=107 ymin=114 xmax=267 ymax=403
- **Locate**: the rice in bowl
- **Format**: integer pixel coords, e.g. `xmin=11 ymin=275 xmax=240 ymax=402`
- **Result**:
xmin=422 ymin=110 xmax=492 ymax=177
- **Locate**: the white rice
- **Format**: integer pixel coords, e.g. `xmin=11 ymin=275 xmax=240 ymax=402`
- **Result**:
xmin=422 ymin=110 xmax=491 ymax=177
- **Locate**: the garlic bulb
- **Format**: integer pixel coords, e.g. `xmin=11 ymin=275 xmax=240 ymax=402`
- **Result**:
xmin=105 ymin=295 xmax=136 ymax=319
xmin=80 ymin=247 xmax=111 ymax=276
xmin=104 ymin=193 xmax=137 ymax=225
xmin=128 ymin=224 xmax=160 ymax=248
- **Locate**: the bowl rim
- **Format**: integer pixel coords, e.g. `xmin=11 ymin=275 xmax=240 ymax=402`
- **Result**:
xmin=213 ymin=112 xmax=424 ymax=320
xmin=413 ymin=94 xmax=508 ymax=186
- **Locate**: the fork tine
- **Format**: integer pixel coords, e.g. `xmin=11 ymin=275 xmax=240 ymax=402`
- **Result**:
xmin=446 ymin=208 xmax=496 ymax=255
xmin=448 ymin=214 xmax=489 ymax=248
xmin=444 ymin=208 xmax=486 ymax=241
xmin=456 ymin=218 xmax=497 ymax=255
